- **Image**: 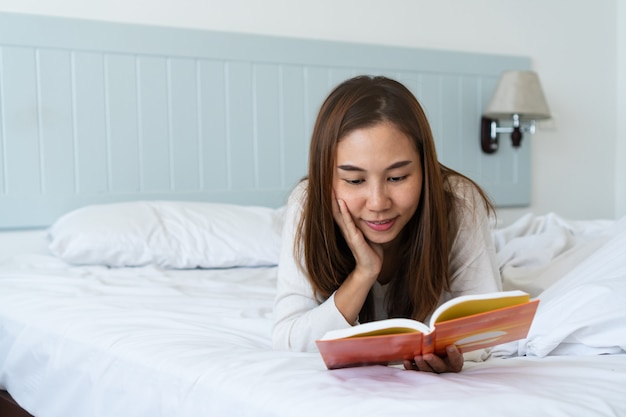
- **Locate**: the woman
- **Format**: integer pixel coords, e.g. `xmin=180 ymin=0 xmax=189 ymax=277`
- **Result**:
xmin=273 ymin=75 xmax=501 ymax=373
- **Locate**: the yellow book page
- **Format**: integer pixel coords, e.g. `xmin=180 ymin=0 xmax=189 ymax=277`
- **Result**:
xmin=347 ymin=327 xmax=423 ymax=338
xmin=319 ymin=318 xmax=430 ymax=341
xmin=433 ymin=291 xmax=530 ymax=324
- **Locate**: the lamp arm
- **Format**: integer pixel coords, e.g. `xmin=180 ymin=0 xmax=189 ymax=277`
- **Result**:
xmin=480 ymin=115 xmax=537 ymax=153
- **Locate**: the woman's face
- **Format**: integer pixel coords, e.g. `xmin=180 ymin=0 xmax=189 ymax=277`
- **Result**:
xmin=332 ymin=122 xmax=423 ymax=247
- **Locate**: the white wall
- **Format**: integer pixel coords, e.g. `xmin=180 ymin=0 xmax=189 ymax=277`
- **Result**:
xmin=617 ymin=0 xmax=626 ymax=218
xmin=0 ymin=0 xmax=623 ymax=223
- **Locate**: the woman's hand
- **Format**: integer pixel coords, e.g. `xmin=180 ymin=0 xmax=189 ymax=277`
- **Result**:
xmin=331 ymin=197 xmax=384 ymax=324
xmin=403 ymin=345 xmax=464 ymax=373
xmin=333 ymin=198 xmax=384 ymax=278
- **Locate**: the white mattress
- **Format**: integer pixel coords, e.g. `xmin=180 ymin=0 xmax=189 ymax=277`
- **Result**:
xmin=1 ymin=219 xmax=626 ymax=417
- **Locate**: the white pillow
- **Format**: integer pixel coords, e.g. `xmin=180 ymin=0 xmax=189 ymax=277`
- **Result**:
xmin=48 ymin=201 xmax=284 ymax=269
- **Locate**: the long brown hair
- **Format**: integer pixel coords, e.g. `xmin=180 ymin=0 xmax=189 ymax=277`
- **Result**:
xmin=296 ymin=75 xmax=492 ymax=322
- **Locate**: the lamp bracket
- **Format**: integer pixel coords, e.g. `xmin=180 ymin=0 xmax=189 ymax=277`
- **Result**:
xmin=481 ymin=115 xmax=536 ymax=154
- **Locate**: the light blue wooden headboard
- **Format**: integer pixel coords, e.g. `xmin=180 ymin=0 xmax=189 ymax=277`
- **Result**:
xmin=0 ymin=12 xmax=530 ymax=229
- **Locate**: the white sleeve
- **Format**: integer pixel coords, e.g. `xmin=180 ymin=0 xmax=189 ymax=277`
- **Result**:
xmin=272 ymin=182 xmax=351 ymax=352
xmin=444 ymin=179 xmax=502 ymax=363
xmin=445 ymin=179 xmax=502 ymax=300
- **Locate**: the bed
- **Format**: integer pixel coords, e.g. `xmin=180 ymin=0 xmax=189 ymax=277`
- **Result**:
xmin=1 ymin=12 xmax=626 ymax=417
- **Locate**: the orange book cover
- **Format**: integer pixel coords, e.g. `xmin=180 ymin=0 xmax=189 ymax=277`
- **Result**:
xmin=316 ymin=290 xmax=539 ymax=370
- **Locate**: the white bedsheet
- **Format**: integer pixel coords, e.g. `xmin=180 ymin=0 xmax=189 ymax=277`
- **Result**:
xmin=1 ymin=219 xmax=626 ymax=417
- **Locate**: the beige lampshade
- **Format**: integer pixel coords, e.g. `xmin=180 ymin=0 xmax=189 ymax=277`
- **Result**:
xmin=484 ymin=71 xmax=551 ymax=120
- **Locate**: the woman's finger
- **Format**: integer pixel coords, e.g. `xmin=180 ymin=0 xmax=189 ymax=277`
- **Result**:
xmin=407 ymin=347 xmax=464 ymax=374
xmin=444 ymin=345 xmax=464 ymax=372
xmin=336 ymin=199 xmax=360 ymax=240
xmin=333 ymin=197 xmax=383 ymax=273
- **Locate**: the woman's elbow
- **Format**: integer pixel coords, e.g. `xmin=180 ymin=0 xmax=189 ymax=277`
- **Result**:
xmin=272 ymin=320 xmax=315 ymax=352
xmin=272 ymin=319 xmax=294 ymax=351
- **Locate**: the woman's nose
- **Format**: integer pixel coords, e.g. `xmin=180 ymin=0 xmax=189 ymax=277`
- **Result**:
xmin=366 ymin=185 xmax=391 ymax=211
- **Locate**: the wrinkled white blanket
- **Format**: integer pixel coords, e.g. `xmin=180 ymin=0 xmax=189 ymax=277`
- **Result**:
xmin=492 ymin=213 xmax=626 ymax=357
xmin=493 ymin=213 xmax=617 ymax=296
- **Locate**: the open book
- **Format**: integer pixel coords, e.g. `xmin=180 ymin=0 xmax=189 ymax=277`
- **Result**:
xmin=316 ymin=290 xmax=539 ymax=369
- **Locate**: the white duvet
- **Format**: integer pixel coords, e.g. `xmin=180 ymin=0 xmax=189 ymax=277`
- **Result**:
xmin=1 ymin=214 xmax=626 ymax=417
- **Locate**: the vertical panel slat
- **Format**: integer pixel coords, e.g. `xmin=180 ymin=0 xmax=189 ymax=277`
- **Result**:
xmin=440 ymin=75 xmax=461 ymax=168
xmin=38 ymin=49 xmax=75 ymax=194
xmin=328 ymin=68 xmax=354 ymax=91
xmin=397 ymin=72 xmax=422 ymax=104
xmin=198 ymin=60 xmax=228 ymax=191
xmin=227 ymin=61 xmax=254 ymax=189
xmin=516 ymin=139 xmax=531 ymax=202
xmin=280 ymin=65 xmax=307 ymax=190
xmin=2 ymin=46 xmax=41 ymax=195
xmin=0 ymin=47 xmax=6 ymax=194
xmin=137 ymin=56 xmax=170 ymax=192
xmin=304 ymin=67 xmax=330 ymax=147
xmin=420 ymin=74 xmax=443 ymax=160
xmin=459 ymin=75 xmax=481 ymax=178
xmin=106 ymin=54 xmax=139 ymax=192
xmin=73 ymin=52 xmax=108 ymax=194
xmin=253 ymin=63 xmax=282 ymax=188
xmin=169 ymin=58 xmax=200 ymax=191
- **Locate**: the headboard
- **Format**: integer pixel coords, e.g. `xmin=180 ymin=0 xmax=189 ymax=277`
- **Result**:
xmin=0 ymin=12 xmax=530 ymax=229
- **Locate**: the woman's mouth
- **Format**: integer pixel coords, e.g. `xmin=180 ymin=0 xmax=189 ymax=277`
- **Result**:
xmin=364 ymin=218 xmax=396 ymax=232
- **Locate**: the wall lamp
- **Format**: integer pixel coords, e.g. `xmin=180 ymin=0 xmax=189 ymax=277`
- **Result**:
xmin=481 ymin=70 xmax=551 ymax=154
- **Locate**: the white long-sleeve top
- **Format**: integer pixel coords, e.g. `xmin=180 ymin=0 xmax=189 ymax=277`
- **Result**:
xmin=272 ymin=178 xmax=501 ymax=352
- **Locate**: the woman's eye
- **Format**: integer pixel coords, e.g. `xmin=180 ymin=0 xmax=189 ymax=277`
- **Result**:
xmin=389 ymin=175 xmax=407 ymax=182
xmin=344 ymin=179 xmax=364 ymax=185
